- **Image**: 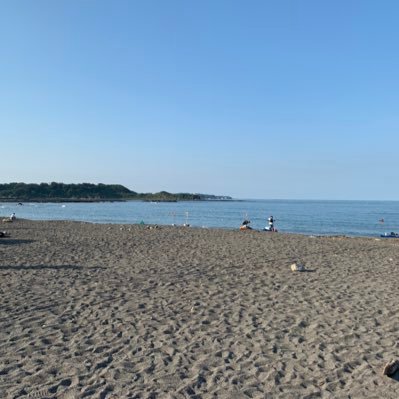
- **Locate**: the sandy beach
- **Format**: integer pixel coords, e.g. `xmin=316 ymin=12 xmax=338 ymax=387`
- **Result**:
xmin=1 ymin=219 xmax=399 ymax=398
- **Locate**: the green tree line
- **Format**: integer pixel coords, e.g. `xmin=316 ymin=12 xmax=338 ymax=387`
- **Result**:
xmin=0 ymin=183 xmax=231 ymax=202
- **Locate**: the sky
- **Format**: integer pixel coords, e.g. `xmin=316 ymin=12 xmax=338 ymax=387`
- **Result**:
xmin=1 ymin=0 xmax=398 ymax=200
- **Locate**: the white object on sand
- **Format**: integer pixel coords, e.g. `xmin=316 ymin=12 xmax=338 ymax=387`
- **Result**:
xmin=291 ymin=263 xmax=306 ymax=272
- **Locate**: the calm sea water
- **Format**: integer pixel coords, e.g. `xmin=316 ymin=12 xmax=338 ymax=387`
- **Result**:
xmin=1 ymin=200 xmax=398 ymax=237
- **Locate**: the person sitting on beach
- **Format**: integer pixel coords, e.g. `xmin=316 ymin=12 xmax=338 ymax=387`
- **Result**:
xmin=240 ymin=220 xmax=252 ymax=230
xmin=3 ymin=213 xmax=16 ymax=223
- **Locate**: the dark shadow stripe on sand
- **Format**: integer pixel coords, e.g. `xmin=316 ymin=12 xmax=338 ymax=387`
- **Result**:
xmin=0 ymin=239 xmax=35 ymax=245
xmin=0 ymin=264 xmax=90 ymax=271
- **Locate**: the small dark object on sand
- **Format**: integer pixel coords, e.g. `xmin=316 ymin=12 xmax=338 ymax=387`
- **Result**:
xmin=0 ymin=231 xmax=10 ymax=238
xmin=382 ymin=360 xmax=399 ymax=376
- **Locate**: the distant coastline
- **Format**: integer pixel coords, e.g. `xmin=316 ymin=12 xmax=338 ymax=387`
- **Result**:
xmin=0 ymin=182 xmax=232 ymax=203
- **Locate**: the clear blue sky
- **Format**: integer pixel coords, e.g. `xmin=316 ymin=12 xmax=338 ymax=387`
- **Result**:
xmin=1 ymin=1 xmax=398 ymax=199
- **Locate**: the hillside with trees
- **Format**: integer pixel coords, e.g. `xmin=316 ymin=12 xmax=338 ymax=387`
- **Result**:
xmin=0 ymin=183 xmax=232 ymax=202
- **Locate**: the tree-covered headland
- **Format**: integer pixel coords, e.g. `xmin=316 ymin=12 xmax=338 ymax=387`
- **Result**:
xmin=0 ymin=183 xmax=232 ymax=202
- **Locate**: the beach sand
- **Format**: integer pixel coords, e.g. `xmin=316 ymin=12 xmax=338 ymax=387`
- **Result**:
xmin=1 ymin=219 xmax=399 ymax=398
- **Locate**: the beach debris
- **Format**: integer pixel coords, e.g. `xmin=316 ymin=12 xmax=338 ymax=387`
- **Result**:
xmin=290 ymin=262 xmax=306 ymax=272
xmin=185 ymin=211 xmax=189 ymax=226
xmin=382 ymin=359 xmax=399 ymax=377
xmin=146 ymin=225 xmax=159 ymax=230
xmin=0 ymin=231 xmax=10 ymax=238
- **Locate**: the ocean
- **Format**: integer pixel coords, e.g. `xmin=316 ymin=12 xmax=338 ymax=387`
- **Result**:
xmin=1 ymin=199 xmax=398 ymax=237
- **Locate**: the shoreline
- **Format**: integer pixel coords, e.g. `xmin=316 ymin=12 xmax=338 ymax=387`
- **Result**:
xmin=1 ymin=197 xmax=395 ymax=239
xmin=0 ymin=216 xmax=385 ymax=240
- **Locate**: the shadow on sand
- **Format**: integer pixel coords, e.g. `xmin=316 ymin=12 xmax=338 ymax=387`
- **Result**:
xmin=0 ymin=239 xmax=35 ymax=245
xmin=388 ymin=371 xmax=399 ymax=382
xmin=0 ymin=264 xmax=107 ymax=271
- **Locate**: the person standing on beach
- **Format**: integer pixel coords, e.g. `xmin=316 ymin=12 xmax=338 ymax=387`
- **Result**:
xmin=267 ymin=215 xmax=274 ymax=231
xmin=264 ymin=215 xmax=277 ymax=232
